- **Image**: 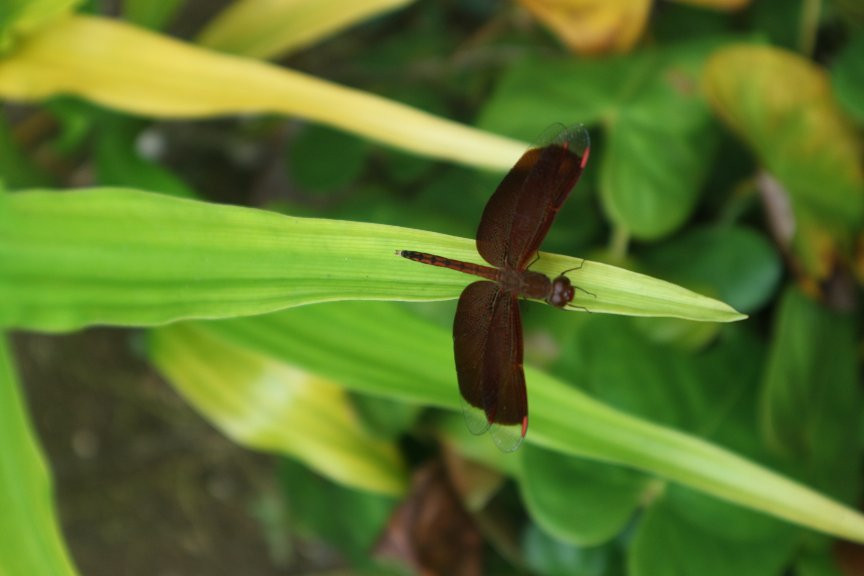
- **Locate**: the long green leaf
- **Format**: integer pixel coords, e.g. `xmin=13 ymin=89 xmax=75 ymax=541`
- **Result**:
xmin=0 ymin=336 xmax=79 ymax=575
xmin=0 ymin=188 xmax=743 ymax=331
xmin=162 ymin=302 xmax=864 ymax=543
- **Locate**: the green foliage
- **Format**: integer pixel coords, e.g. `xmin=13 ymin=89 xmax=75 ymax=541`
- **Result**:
xmin=1 ymin=1 xmax=863 ymax=574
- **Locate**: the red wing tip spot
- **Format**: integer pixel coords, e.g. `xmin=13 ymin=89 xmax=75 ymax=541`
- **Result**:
xmin=521 ymin=416 xmax=529 ymax=438
xmin=580 ymin=147 xmax=590 ymax=169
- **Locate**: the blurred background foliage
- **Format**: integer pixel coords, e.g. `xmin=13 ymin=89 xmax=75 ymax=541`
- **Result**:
xmin=1 ymin=0 xmax=864 ymax=575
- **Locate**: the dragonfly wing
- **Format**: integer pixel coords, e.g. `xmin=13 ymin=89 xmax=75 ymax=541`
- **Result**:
xmin=453 ymin=282 xmax=527 ymax=445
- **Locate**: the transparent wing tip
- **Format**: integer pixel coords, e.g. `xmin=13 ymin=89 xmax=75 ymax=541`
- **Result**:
xmin=490 ymin=416 xmax=527 ymax=452
xmin=459 ymin=396 xmax=528 ymax=451
xmin=461 ymin=396 xmax=492 ymax=435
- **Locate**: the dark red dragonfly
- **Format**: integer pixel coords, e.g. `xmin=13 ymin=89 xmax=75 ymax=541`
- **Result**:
xmin=399 ymin=124 xmax=590 ymax=451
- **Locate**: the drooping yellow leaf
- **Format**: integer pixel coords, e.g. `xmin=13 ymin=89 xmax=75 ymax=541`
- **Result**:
xmin=517 ymin=0 xmax=651 ymax=54
xmin=0 ymin=15 xmax=525 ymax=170
xmin=198 ymin=0 xmax=416 ymax=60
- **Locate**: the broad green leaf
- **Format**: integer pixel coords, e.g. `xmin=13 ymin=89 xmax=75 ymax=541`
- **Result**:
xmin=520 ymin=446 xmax=650 ymax=545
xmin=479 ymin=40 xmax=722 ymax=239
xmin=704 ymin=44 xmax=864 ymax=278
xmin=198 ymin=0 xmax=415 ymax=60
xmin=0 ymin=336 xmax=79 ymax=576
xmin=760 ymin=287 xmax=861 ymax=502
xmin=0 ymin=188 xmax=743 ymax=331
xmin=0 ymin=15 xmax=525 ymax=171
xmin=149 ymin=322 xmax=407 ymax=494
xmin=572 ymin=317 xmax=760 ymax=449
xmin=190 ymin=302 xmax=864 ymax=543
xmin=630 ymin=485 xmax=796 ymax=576
xmin=832 ymin=33 xmax=864 ymax=124
xmin=577 ymin=315 xmax=699 ymax=428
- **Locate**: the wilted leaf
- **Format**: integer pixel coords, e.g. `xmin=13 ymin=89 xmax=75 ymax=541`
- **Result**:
xmin=517 ymin=0 xmax=651 ymax=54
xmin=375 ymin=460 xmax=483 ymax=575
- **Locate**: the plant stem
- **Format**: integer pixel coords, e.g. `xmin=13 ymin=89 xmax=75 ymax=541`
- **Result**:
xmin=799 ymin=0 xmax=821 ymax=56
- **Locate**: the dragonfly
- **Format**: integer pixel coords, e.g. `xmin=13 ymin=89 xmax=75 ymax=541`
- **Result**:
xmin=399 ymin=124 xmax=590 ymax=451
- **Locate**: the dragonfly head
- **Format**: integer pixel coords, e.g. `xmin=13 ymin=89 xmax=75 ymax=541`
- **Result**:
xmin=547 ymin=275 xmax=574 ymax=308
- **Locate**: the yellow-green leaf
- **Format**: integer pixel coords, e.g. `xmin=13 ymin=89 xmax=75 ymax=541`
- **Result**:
xmin=703 ymin=44 xmax=864 ymax=278
xmin=150 ymin=323 xmax=407 ymax=495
